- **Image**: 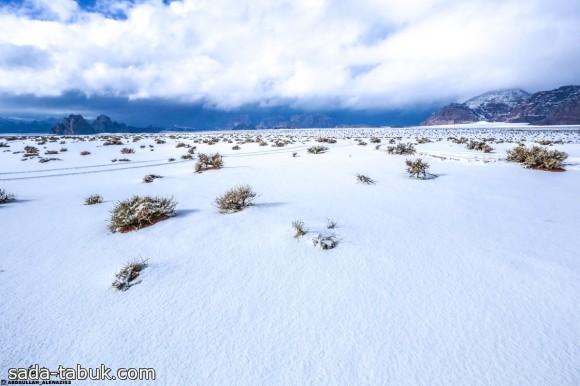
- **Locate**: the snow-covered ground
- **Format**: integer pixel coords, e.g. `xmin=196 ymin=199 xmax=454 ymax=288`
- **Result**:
xmin=1 ymin=127 xmax=579 ymax=385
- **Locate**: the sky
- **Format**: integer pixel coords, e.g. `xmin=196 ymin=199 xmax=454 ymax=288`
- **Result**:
xmin=0 ymin=0 xmax=579 ymax=126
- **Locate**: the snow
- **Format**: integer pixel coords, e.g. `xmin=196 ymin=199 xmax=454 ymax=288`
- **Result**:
xmin=464 ymin=89 xmax=531 ymax=109
xmin=1 ymin=128 xmax=579 ymax=385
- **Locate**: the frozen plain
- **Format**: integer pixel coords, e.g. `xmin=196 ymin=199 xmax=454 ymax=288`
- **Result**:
xmin=1 ymin=124 xmax=579 ymax=385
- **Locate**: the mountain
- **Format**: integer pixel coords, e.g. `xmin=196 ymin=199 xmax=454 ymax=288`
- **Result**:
xmin=421 ymin=86 xmax=580 ymax=125
xmin=50 ymin=114 xmax=162 ymax=135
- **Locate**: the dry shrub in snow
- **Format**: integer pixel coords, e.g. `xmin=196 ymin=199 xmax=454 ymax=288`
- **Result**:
xmin=506 ymin=145 xmax=568 ymax=170
xmin=214 ymin=185 xmax=257 ymax=213
xmin=326 ymin=218 xmax=337 ymax=229
xmin=195 ymin=152 xmax=223 ymax=173
xmin=292 ymin=220 xmax=307 ymax=238
xmin=312 ymin=234 xmax=339 ymax=250
xmin=112 ymin=259 xmax=148 ymax=291
xmin=386 ymin=143 xmax=415 ymax=155
xmin=84 ymin=194 xmax=103 ymax=205
xmin=0 ymin=188 xmax=15 ymax=203
xmin=143 ymin=174 xmax=163 ymax=183
xmin=466 ymin=140 xmax=494 ymax=153
xmin=406 ymin=158 xmax=430 ymax=179
xmin=307 ymin=145 xmax=328 ymax=154
xmin=120 ymin=147 xmax=135 ymax=154
xmin=317 ymin=137 xmax=337 ymax=144
xmin=80 ymin=151 xmax=91 ymax=156
xmin=232 ymin=145 xmax=241 ymax=150
xmin=356 ymin=174 xmax=375 ymax=184
xmin=369 ymin=137 xmax=381 ymax=143
xmin=109 ymin=195 xmax=177 ymax=232
xmin=0 ymin=142 xmax=9 ymax=147
xmin=24 ymin=145 xmax=39 ymax=155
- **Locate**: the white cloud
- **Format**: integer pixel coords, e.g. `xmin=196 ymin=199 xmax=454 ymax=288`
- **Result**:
xmin=0 ymin=0 xmax=578 ymax=109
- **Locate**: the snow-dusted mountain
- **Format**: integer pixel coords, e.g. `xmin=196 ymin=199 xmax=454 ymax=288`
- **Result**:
xmin=421 ymin=85 xmax=580 ymax=125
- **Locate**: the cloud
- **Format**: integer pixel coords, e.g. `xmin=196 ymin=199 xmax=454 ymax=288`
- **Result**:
xmin=0 ymin=0 xmax=579 ymax=110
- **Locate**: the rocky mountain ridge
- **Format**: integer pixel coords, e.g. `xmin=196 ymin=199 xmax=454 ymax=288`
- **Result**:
xmin=421 ymin=85 xmax=580 ymax=125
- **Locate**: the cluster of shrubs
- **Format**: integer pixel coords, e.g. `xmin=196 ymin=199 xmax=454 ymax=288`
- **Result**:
xmin=506 ymin=145 xmax=568 ymax=170
xmin=317 ymin=137 xmax=337 ymax=144
xmin=143 ymin=174 xmax=163 ymax=183
xmin=466 ymin=140 xmax=494 ymax=153
xmin=292 ymin=219 xmax=339 ymax=250
xmin=195 ymin=152 xmax=223 ymax=173
xmin=386 ymin=143 xmax=415 ymax=155
xmin=85 ymin=194 xmax=103 ymax=205
xmin=120 ymin=147 xmax=135 ymax=154
xmin=448 ymin=137 xmax=468 ymax=144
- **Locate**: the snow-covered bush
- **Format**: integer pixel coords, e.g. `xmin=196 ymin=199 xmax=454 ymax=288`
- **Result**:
xmin=24 ymin=145 xmax=39 ymax=155
xmin=214 ymin=185 xmax=257 ymax=213
xmin=112 ymin=259 xmax=148 ymax=291
xmin=369 ymin=137 xmax=381 ymax=143
xmin=466 ymin=140 xmax=494 ymax=153
xmin=317 ymin=137 xmax=337 ymax=144
xmin=406 ymin=158 xmax=430 ymax=179
xmin=506 ymin=145 xmax=568 ymax=170
xmin=386 ymin=142 xmax=415 ymax=155
xmin=84 ymin=194 xmax=103 ymax=205
xmin=195 ymin=152 xmax=223 ymax=173
xmin=143 ymin=174 xmax=162 ymax=183
xmin=416 ymin=137 xmax=431 ymax=144
xmin=326 ymin=218 xmax=337 ymax=229
xmin=307 ymin=145 xmax=328 ymax=154
xmin=292 ymin=220 xmax=307 ymax=238
xmin=312 ymin=234 xmax=338 ymax=250
xmin=120 ymin=147 xmax=135 ymax=154
xmin=356 ymin=174 xmax=375 ymax=184
xmin=109 ymin=195 xmax=177 ymax=232
xmin=0 ymin=188 xmax=15 ymax=203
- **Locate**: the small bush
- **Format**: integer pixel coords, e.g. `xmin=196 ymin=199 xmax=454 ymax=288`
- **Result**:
xmin=143 ymin=174 xmax=162 ymax=183
xmin=168 ymin=158 xmax=176 ymax=162
xmin=120 ymin=147 xmax=135 ymax=154
xmin=506 ymin=145 xmax=568 ymax=170
xmin=109 ymin=195 xmax=177 ymax=232
xmin=369 ymin=137 xmax=381 ymax=143
xmin=118 ymin=158 xmax=130 ymax=162
xmin=307 ymin=145 xmax=328 ymax=154
xmin=292 ymin=220 xmax=307 ymax=238
xmin=312 ymin=234 xmax=338 ymax=250
xmin=45 ymin=150 xmax=59 ymax=155
xmin=292 ymin=152 xmax=298 ymax=157
xmin=60 ymin=147 xmax=68 ymax=152
xmin=326 ymin=218 xmax=337 ymax=229
xmin=181 ymin=154 xmax=193 ymax=160
xmin=85 ymin=194 xmax=103 ymax=205
xmin=80 ymin=151 xmax=91 ymax=156
xmin=39 ymin=157 xmax=60 ymax=163
xmin=386 ymin=143 xmax=415 ymax=155
xmin=175 ymin=142 xmax=187 ymax=148
xmin=356 ymin=174 xmax=375 ymax=184
xmin=112 ymin=259 xmax=148 ymax=291
xmin=416 ymin=137 xmax=431 ymax=144
xmin=232 ymin=145 xmax=241 ymax=150
xmin=317 ymin=137 xmax=337 ymax=144
xmin=466 ymin=140 xmax=493 ymax=153
xmin=0 ymin=142 xmax=9 ymax=147
xmin=0 ymin=188 xmax=15 ymax=203
xmin=406 ymin=158 xmax=430 ymax=179
xmin=214 ymin=185 xmax=257 ymax=213
xmin=195 ymin=152 xmax=223 ymax=172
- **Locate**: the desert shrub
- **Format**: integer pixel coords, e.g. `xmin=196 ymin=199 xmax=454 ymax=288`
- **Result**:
xmin=109 ymin=195 xmax=177 ymax=232
xmin=312 ymin=234 xmax=338 ymax=250
xmin=506 ymin=145 xmax=568 ymax=170
xmin=386 ymin=142 xmax=415 ymax=155
xmin=449 ymin=136 xmax=468 ymax=144
xmin=195 ymin=152 xmax=223 ymax=172
xmin=103 ymin=139 xmax=123 ymax=146
xmin=80 ymin=151 xmax=91 ymax=156
xmin=466 ymin=140 xmax=493 ymax=153
xmin=24 ymin=145 xmax=39 ymax=155
xmin=45 ymin=150 xmax=59 ymax=154
xmin=358 ymin=141 xmax=368 ymax=146
xmin=317 ymin=137 xmax=337 ymax=144
xmin=232 ymin=145 xmax=241 ymax=150
xmin=168 ymin=158 xmax=176 ymax=162
xmin=307 ymin=145 xmax=328 ymax=154
xmin=38 ymin=157 xmax=60 ymax=163
xmin=214 ymin=185 xmax=257 ymax=213
xmin=416 ymin=137 xmax=431 ymax=144
xmin=120 ymin=147 xmax=135 ymax=154
xmin=175 ymin=142 xmax=187 ymax=148
xmin=326 ymin=218 xmax=337 ymax=229
xmin=156 ymin=139 xmax=166 ymax=144
xmin=356 ymin=174 xmax=375 ymax=184
xmin=85 ymin=194 xmax=103 ymax=205
xmin=0 ymin=142 xmax=9 ymax=147
xmin=60 ymin=147 xmax=67 ymax=152
xmin=112 ymin=259 xmax=148 ymax=291
xmin=187 ymin=146 xmax=196 ymax=154
xmin=369 ymin=137 xmax=381 ymax=143
xmin=181 ymin=154 xmax=193 ymax=160
xmin=0 ymin=188 xmax=15 ymax=203
xmin=118 ymin=158 xmax=130 ymax=162
xmin=259 ymin=141 xmax=268 ymax=146
xmin=143 ymin=174 xmax=162 ymax=183
xmin=292 ymin=220 xmax=306 ymax=238
xmin=406 ymin=158 xmax=430 ymax=179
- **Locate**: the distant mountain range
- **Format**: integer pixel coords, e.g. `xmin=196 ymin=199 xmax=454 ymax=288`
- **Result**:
xmin=421 ymin=85 xmax=580 ymax=125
